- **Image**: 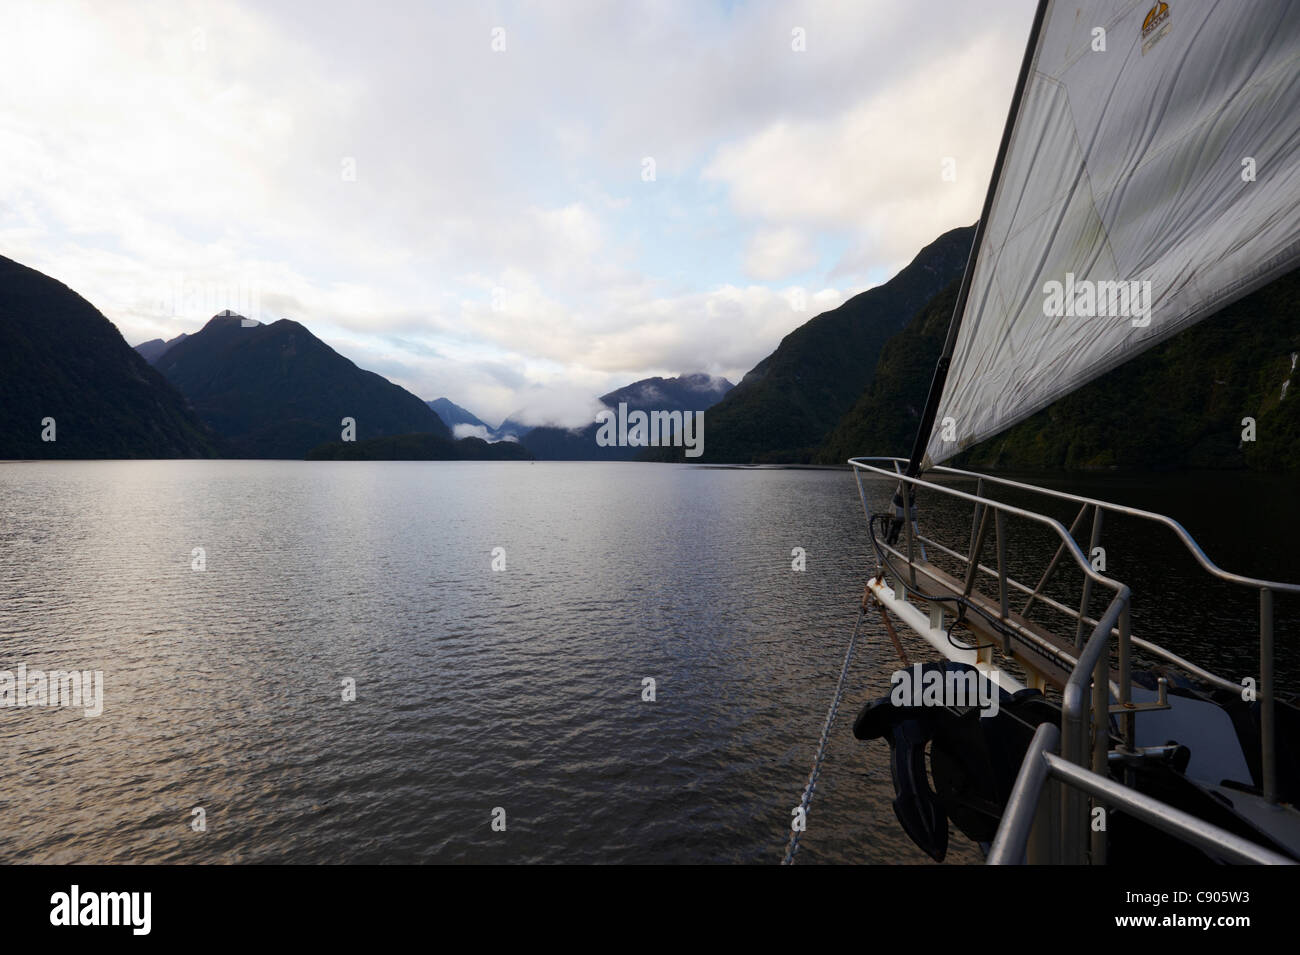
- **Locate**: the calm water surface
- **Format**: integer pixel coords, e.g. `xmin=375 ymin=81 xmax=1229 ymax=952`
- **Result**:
xmin=0 ymin=461 xmax=1294 ymax=864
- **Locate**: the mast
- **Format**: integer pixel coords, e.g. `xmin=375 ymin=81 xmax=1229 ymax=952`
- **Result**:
xmin=904 ymin=0 xmax=1050 ymax=478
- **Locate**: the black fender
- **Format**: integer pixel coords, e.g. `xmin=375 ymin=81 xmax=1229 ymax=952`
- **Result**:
xmin=888 ymin=717 xmax=949 ymax=862
xmin=855 ymin=696 xmax=949 ymax=862
xmin=854 ymin=662 xmax=1058 ymax=859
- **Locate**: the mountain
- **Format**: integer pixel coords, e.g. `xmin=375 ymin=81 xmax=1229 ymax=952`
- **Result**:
xmin=134 ymin=332 xmax=189 ymax=365
xmin=153 ymin=312 xmax=450 ymax=458
xmin=495 ymin=417 xmax=533 ymax=440
xmin=814 ymin=280 xmax=958 ymax=465
xmin=669 ymin=224 xmax=975 ymax=463
xmin=815 ymin=266 xmax=1300 ymax=472
xmin=0 ymin=254 xmax=217 ymax=459
xmin=426 ymin=397 xmax=493 ymax=435
xmin=604 ymin=373 xmax=733 ymax=410
xmin=306 ymin=432 xmax=533 ymax=461
xmin=520 ymin=373 xmax=733 ymax=460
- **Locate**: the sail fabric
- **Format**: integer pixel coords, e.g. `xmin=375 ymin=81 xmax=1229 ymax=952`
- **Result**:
xmin=924 ymin=0 xmax=1300 ymax=467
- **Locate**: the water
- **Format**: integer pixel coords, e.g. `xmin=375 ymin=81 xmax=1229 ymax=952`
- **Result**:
xmin=0 ymin=461 xmax=1294 ymax=864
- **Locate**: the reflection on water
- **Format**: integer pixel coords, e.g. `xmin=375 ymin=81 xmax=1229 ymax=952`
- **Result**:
xmin=0 ymin=461 xmax=1293 ymax=864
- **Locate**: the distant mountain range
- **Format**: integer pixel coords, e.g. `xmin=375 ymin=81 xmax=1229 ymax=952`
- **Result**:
xmin=0 ymin=254 xmax=217 ymax=459
xmin=520 ymin=373 xmax=733 ymax=460
xmin=7 ymin=222 xmax=1297 ymax=470
xmin=423 ymin=396 xmax=535 ymax=442
xmin=134 ymin=331 xmax=189 ymax=364
xmin=147 ymin=312 xmax=451 ymax=458
xmin=656 ymin=224 xmax=975 ymax=463
xmin=495 ymin=417 xmax=533 ymax=441
xmin=426 ymin=397 xmax=494 ymax=436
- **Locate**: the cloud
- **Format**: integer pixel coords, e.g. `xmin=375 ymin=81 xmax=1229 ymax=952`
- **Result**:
xmin=0 ymin=0 xmax=1038 ymax=425
xmin=502 ymin=384 xmax=606 ymax=431
xmin=704 ymin=29 xmax=1019 ymax=274
xmin=743 ymin=227 xmax=819 ymax=281
xmin=452 ymin=423 xmax=493 ymax=441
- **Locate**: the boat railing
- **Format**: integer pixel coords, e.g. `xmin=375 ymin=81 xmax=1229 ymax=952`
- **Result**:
xmin=987 ymin=722 xmax=1296 ymax=864
xmin=847 ymin=456 xmax=1293 ymax=862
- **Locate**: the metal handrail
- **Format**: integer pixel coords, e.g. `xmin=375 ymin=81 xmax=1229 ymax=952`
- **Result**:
xmin=850 ymin=455 xmax=1289 ymax=805
xmin=989 ymin=723 xmax=1296 ymax=865
xmin=849 ymin=459 xmax=1124 ymax=599
xmin=916 ymin=527 xmax=1240 ymax=692
xmin=851 ymin=456 xmax=1292 ymax=861
xmin=872 ymin=532 xmax=1087 ymax=678
xmin=851 ymin=456 xmax=1300 ymax=595
xmin=854 ymin=457 xmax=1132 ymax=801
xmin=987 ymin=723 xmax=1062 ymax=864
xmin=1062 ymin=590 xmax=1130 ymax=863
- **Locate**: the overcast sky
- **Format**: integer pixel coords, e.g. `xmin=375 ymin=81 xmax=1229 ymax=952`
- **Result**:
xmin=1 ymin=0 xmax=1036 ymax=427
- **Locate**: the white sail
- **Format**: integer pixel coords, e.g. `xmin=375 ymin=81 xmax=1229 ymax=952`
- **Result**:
xmin=925 ymin=0 xmax=1300 ymax=467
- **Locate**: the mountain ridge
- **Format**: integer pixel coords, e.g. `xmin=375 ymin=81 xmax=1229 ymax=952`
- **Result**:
xmin=520 ymin=372 xmax=733 ymax=460
xmin=153 ymin=312 xmax=451 ymax=458
xmin=663 ymin=224 xmax=975 ymax=463
xmin=0 ymin=254 xmax=217 ymax=459
xmin=426 ymin=397 xmax=494 ymax=436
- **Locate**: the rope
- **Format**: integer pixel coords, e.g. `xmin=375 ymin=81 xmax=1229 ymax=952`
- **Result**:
xmin=781 ymin=600 xmax=865 ymax=865
xmin=876 ymin=595 xmax=910 ymax=666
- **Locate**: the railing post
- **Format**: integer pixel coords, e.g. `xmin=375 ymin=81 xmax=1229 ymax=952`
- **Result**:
xmin=1062 ymin=591 xmax=1125 ymax=864
xmin=853 ymin=467 xmax=872 ymax=524
xmin=1118 ymin=604 xmax=1134 ymax=752
xmin=1090 ymin=647 xmax=1109 ymax=864
xmin=968 ymin=477 xmax=984 ymax=558
xmin=988 ymin=722 xmax=1060 ymax=864
xmin=1074 ymin=506 xmax=1104 ymax=648
xmin=963 ymin=502 xmax=991 ymax=599
xmin=903 ymin=482 xmax=917 ymax=589
xmin=1033 ymin=777 xmax=1063 ymax=864
xmin=1022 ymin=502 xmax=1089 ymax=619
xmin=1060 ymin=740 xmax=1086 ymax=864
xmin=995 ymin=510 xmax=1009 ymax=619
xmin=995 ymin=510 xmax=1011 ymax=654
xmin=1261 ymin=586 xmax=1276 ymax=804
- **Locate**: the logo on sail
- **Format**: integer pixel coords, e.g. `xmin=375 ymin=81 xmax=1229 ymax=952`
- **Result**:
xmin=1141 ymin=2 xmax=1171 ymax=55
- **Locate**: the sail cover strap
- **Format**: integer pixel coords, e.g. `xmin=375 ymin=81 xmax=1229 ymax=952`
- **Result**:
xmin=924 ymin=0 xmax=1300 ymax=468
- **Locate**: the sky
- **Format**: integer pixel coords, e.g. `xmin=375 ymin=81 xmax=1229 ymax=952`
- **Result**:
xmin=1 ymin=0 xmax=1037 ymax=428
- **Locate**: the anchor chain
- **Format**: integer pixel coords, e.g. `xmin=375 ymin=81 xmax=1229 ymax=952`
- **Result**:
xmin=781 ymin=588 xmax=870 ymax=865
